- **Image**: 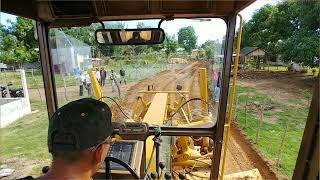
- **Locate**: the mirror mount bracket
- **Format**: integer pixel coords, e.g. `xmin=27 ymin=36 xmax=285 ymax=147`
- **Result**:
xmin=99 ymin=21 xmax=105 ymax=29
xmin=158 ymin=16 xmax=174 ymax=28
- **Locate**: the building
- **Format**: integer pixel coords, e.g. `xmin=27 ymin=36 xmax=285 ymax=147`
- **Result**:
xmin=0 ymin=62 xmax=8 ymax=71
xmin=50 ymin=30 xmax=92 ymax=75
xmin=191 ymin=49 xmax=205 ymax=60
xmin=239 ymin=47 xmax=265 ymax=64
xmin=231 ymin=47 xmax=266 ymax=69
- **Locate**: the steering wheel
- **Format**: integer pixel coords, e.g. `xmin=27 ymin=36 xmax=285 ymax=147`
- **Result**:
xmin=104 ymin=156 xmax=140 ymax=179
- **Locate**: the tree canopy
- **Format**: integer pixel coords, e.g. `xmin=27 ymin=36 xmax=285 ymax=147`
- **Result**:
xmin=0 ymin=17 xmax=39 ymax=66
xmin=201 ymin=39 xmax=222 ymax=60
xmin=237 ymin=0 xmax=320 ymax=67
xmin=178 ymin=26 xmax=197 ymax=53
xmin=164 ymin=34 xmax=178 ymax=58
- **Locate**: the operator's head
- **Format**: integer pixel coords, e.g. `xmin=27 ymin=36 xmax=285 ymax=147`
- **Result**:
xmin=48 ymin=98 xmax=113 ymax=176
xmin=133 ymin=31 xmax=140 ymax=39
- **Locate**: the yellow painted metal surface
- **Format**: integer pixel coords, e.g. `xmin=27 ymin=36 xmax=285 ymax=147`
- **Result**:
xmin=89 ymin=71 xmax=103 ymax=101
xmin=142 ymin=93 xmax=168 ymax=125
xmin=185 ymin=94 xmax=192 ymax=121
xmin=145 ymin=136 xmax=156 ymax=173
xmin=199 ymin=68 xmax=208 ymax=112
xmin=143 ymin=93 xmax=168 ymax=173
xmin=220 ymin=14 xmax=244 ymax=180
xmin=174 ymin=137 xmax=202 ymax=162
xmin=173 ymin=159 xmax=211 ymax=167
xmin=138 ymin=91 xmax=189 ymax=94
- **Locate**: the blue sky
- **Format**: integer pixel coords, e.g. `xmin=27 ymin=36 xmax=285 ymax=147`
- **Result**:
xmin=1 ymin=0 xmax=281 ymax=45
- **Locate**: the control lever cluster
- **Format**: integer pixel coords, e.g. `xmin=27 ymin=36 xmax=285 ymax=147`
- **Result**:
xmin=149 ymin=162 xmax=186 ymax=180
xmin=150 ymin=162 xmax=171 ymax=180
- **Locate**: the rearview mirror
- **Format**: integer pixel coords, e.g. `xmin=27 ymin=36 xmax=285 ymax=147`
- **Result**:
xmin=95 ymin=28 xmax=165 ymax=45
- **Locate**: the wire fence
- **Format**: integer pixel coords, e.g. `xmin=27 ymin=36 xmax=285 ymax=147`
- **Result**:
xmin=232 ymin=90 xmax=309 ymax=177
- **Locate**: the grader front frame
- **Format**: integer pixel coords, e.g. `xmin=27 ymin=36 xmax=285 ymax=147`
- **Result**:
xmin=89 ymin=67 xmax=215 ymax=177
xmin=130 ymin=68 xmax=210 ymax=127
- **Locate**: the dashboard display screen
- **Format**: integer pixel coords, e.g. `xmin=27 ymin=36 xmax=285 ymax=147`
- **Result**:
xmin=106 ymin=142 xmax=135 ymax=170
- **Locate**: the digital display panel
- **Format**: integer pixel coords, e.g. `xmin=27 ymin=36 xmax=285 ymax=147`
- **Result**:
xmin=105 ymin=142 xmax=135 ymax=170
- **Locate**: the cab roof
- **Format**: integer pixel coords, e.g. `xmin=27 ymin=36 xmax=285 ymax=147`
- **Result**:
xmin=2 ymin=0 xmax=255 ymax=27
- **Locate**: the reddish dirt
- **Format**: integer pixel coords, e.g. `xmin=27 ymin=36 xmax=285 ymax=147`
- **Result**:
xmin=238 ymin=71 xmax=315 ymax=107
xmin=112 ymin=62 xmax=205 ymax=122
xmin=111 ymin=62 xmax=279 ymax=179
xmin=223 ymin=124 xmax=281 ymax=179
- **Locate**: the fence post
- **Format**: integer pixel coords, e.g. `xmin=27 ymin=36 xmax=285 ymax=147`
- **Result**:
xmin=276 ymin=107 xmax=298 ymax=166
xmin=234 ymin=95 xmax=240 ymax=123
xmin=62 ymin=75 xmax=68 ymax=101
xmin=256 ymin=106 xmax=263 ymax=144
xmin=31 ymin=69 xmax=43 ymax=102
xmin=244 ymin=95 xmax=248 ymax=129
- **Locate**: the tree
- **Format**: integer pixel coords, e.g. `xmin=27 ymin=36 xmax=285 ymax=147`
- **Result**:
xmin=164 ymin=34 xmax=178 ymax=58
xmin=61 ymin=22 xmax=127 ymax=58
xmin=0 ymin=17 xmax=39 ymax=66
xmin=279 ymin=0 xmax=320 ymax=67
xmin=0 ymin=34 xmax=18 ymax=64
xmin=177 ymin=26 xmax=197 ymax=53
xmin=236 ymin=0 xmax=320 ymax=67
xmin=201 ymin=40 xmax=221 ymax=60
xmin=204 ymin=48 xmax=213 ymax=60
xmin=137 ymin=22 xmax=150 ymax=29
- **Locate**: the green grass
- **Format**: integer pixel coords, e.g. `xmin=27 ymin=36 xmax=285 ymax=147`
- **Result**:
xmin=234 ymin=85 xmax=308 ymax=177
xmin=0 ymin=63 xmax=172 ymax=177
xmin=307 ymin=68 xmax=319 ymax=77
xmin=0 ymin=63 xmax=171 ymax=89
xmin=263 ymin=65 xmax=288 ymax=72
xmin=247 ymin=65 xmax=319 ymax=76
xmin=109 ymin=63 xmax=172 ymax=82
xmin=0 ymin=71 xmax=78 ymax=89
xmin=0 ymin=101 xmax=51 ymax=176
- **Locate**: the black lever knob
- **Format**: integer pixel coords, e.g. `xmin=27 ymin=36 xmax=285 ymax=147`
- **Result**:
xmin=151 ymin=172 xmax=158 ymax=179
xmin=164 ymin=172 xmax=172 ymax=180
xmin=159 ymin=162 xmax=165 ymax=169
xmin=178 ymin=173 xmax=186 ymax=180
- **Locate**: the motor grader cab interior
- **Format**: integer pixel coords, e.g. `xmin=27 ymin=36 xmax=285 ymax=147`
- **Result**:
xmin=4 ymin=0 xmax=317 ymax=180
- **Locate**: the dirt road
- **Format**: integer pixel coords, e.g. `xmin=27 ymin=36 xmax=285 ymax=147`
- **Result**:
xmin=111 ymin=62 xmax=278 ymax=178
xmin=112 ymin=62 xmax=204 ymax=121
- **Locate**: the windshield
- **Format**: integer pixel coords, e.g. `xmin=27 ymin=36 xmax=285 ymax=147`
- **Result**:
xmin=49 ymin=18 xmax=226 ymax=128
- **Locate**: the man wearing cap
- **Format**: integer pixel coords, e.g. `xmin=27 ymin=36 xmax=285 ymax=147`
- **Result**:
xmin=37 ymin=98 xmax=113 ymax=179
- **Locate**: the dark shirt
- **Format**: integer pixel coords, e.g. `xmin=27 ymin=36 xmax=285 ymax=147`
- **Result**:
xmin=216 ymin=74 xmax=221 ymax=88
xmin=120 ymin=69 xmax=125 ymax=76
xmin=127 ymin=38 xmax=145 ymax=44
xmin=100 ymin=70 xmax=106 ymax=79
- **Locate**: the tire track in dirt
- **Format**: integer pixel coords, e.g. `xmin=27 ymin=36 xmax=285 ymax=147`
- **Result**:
xmin=113 ymin=62 xmax=203 ymax=121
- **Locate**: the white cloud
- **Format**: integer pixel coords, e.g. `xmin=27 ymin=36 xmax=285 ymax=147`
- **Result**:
xmin=161 ymin=19 xmax=227 ymax=45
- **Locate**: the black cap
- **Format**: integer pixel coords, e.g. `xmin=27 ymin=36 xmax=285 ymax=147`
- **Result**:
xmin=48 ymin=98 xmax=113 ymax=153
